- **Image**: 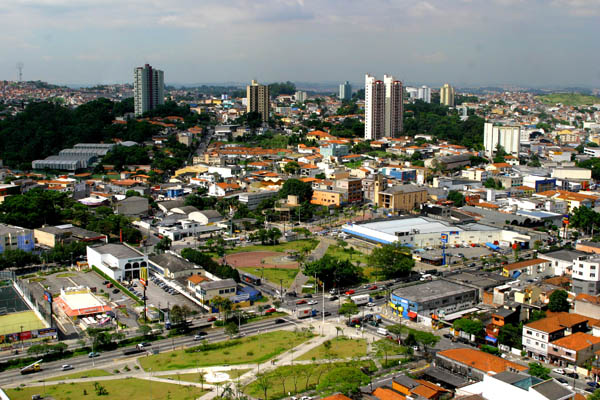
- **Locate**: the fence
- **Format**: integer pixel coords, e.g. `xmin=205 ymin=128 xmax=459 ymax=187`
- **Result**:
xmin=13 ymin=278 xmax=52 ymax=328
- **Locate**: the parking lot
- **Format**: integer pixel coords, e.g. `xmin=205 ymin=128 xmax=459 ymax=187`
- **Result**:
xmin=144 ymin=274 xmax=203 ymax=313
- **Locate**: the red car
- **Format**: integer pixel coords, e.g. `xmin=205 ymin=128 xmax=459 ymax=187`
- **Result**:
xmin=296 ymin=299 xmax=307 ymax=305
xmin=345 ymin=290 xmax=355 ymax=295
xmin=368 ymin=285 xmax=378 ymax=290
xmin=265 ymin=308 xmax=276 ymax=313
xmin=207 ymin=316 xmax=217 ymax=322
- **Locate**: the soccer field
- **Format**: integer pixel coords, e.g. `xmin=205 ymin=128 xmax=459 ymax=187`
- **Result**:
xmin=0 ymin=311 xmax=46 ymax=336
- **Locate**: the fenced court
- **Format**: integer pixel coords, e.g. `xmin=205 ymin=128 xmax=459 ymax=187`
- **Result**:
xmin=0 ymin=310 xmax=46 ymax=336
xmin=0 ymin=284 xmax=29 ymax=315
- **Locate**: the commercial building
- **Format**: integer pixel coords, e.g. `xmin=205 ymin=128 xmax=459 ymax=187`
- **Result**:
xmin=0 ymin=224 xmax=34 ymax=253
xmin=238 ymin=191 xmax=278 ymax=210
xmin=87 ymin=243 xmax=148 ymax=281
xmin=339 ymin=81 xmax=352 ymax=101
xmin=501 ymin=258 xmax=551 ymax=279
xmin=342 ymin=216 xmax=533 ymax=248
xmin=134 ymin=64 xmax=164 ymax=116
xmin=389 ymin=280 xmax=478 ymax=323
xmin=54 ymin=286 xmax=112 ymax=320
xmin=115 ymin=196 xmax=149 ymax=216
xmin=310 ymin=189 xmax=345 ymax=207
xmin=375 ymin=184 xmax=428 ymax=212
xmin=34 ymin=224 xmax=107 ymax=248
xmin=439 ymin=83 xmax=455 ymax=107
xmin=246 ymin=80 xmax=270 ymax=122
xmin=417 ymin=85 xmax=431 ymax=103
xmin=572 ymin=254 xmax=600 ymax=295
xmin=436 ymin=348 xmax=528 ymax=381
xmin=319 ymin=143 xmax=349 ymax=158
xmin=194 ymin=278 xmax=237 ymax=305
xmin=483 ymin=122 xmax=521 ymax=157
xmin=149 ymin=252 xmax=198 ymax=280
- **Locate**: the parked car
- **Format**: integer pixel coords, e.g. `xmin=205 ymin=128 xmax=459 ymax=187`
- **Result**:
xmin=556 ymin=377 xmax=569 ymax=385
xmin=587 ymin=381 xmax=600 ymax=389
xmin=112 ymin=289 xmax=120 ymax=294
xmin=553 ymin=368 xmax=565 ymax=375
xmin=566 ymin=372 xmax=579 ymax=379
xmin=366 ymin=302 xmax=375 ymax=307
xmin=303 ymin=294 xmax=313 ymax=298
xmin=329 ymin=296 xmax=339 ymax=301
xmin=307 ymin=300 xmax=318 ymax=305
xmin=443 ymin=333 xmax=454 ymax=340
xmin=207 ymin=316 xmax=217 ymax=322
xmin=323 ymin=311 xmax=331 ymax=316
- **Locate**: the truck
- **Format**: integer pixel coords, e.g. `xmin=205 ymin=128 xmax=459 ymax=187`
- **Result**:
xmin=20 ymin=360 xmax=43 ymax=375
xmin=122 ymin=343 xmax=148 ymax=355
xmin=351 ymin=294 xmax=370 ymax=306
xmin=296 ymin=308 xmax=318 ymax=319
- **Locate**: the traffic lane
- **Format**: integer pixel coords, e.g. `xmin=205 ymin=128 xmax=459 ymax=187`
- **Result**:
xmin=2 ymin=317 xmax=295 ymax=385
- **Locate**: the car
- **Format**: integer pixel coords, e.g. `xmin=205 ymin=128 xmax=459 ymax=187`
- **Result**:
xmin=296 ymin=299 xmax=307 ymax=305
xmin=61 ymin=364 xmax=74 ymax=371
xmin=468 ymin=263 xmax=476 ymax=267
xmin=323 ymin=311 xmax=331 ymax=316
xmin=368 ymin=285 xmax=378 ymax=290
xmin=193 ymin=333 xmax=207 ymax=340
xmin=385 ymin=282 xmax=394 ymax=287
xmin=556 ymin=377 xmax=569 ymax=385
xmin=566 ymin=372 xmax=579 ymax=379
xmin=586 ymin=387 xmax=596 ymax=394
xmin=112 ymin=288 xmax=120 ymax=294
xmin=553 ymin=368 xmax=565 ymax=375
xmin=374 ymin=294 xmax=384 ymax=300
xmin=304 ymin=294 xmax=313 ymax=298
xmin=140 ymin=342 xmax=152 ymax=347
xmin=329 ymin=289 xmax=337 ymax=294
xmin=329 ymin=296 xmax=338 ymax=301
xmin=443 ymin=333 xmax=454 ymax=340
xmin=345 ymin=290 xmax=355 ymax=295
xmin=587 ymin=382 xmax=600 ymax=389
xmin=366 ymin=302 xmax=375 ymax=307
xmin=207 ymin=316 xmax=217 ymax=322
xmin=102 ymin=280 xmax=109 ymax=285
xmin=274 ymin=318 xmax=286 ymax=324
xmin=307 ymin=300 xmax=318 ymax=305
xmin=265 ymin=308 xmax=276 ymax=313
xmin=88 ymin=352 xmax=100 ymax=358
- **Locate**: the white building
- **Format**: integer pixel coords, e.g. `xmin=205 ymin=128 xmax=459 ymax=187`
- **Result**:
xmin=572 ymin=255 xmax=600 ymax=295
xmin=417 ymin=85 xmax=431 ymax=103
xmin=294 ymin=91 xmax=307 ymax=103
xmin=365 ymin=74 xmax=403 ymax=140
xmin=484 ymin=122 xmax=521 ymax=157
xmin=134 ymin=64 xmax=164 ymax=117
xmin=87 ymin=243 xmax=148 ymax=281
xmin=584 ymin=147 xmax=600 ymax=158
xmin=338 ymin=81 xmax=352 ymax=101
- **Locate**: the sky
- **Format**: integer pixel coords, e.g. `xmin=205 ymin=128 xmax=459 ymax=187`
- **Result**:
xmin=2 ymin=0 xmax=600 ymax=87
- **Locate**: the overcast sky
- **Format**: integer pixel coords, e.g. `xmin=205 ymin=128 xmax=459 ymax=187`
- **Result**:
xmin=2 ymin=0 xmax=600 ymax=87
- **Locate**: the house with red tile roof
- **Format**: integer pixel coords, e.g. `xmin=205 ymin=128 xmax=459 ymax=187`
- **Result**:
xmin=436 ymin=348 xmax=528 ymax=380
xmin=548 ymin=331 xmax=600 ymax=367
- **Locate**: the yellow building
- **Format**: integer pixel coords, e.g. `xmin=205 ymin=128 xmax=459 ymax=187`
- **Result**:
xmin=311 ymin=189 xmax=345 ymax=207
xmin=375 ymin=182 xmax=428 ymax=212
xmin=440 ymin=83 xmax=455 ymax=107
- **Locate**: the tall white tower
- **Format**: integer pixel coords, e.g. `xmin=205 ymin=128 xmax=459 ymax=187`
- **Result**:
xmin=134 ymin=64 xmax=165 ymax=117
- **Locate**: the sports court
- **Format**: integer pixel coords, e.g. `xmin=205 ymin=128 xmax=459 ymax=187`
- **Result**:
xmin=0 ymin=284 xmax=46 ymax=336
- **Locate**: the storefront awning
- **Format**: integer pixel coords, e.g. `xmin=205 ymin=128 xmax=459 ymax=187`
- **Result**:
xmin=407 ymin=311 xmax=418 ymax=318
xmin=485 ymin=335 xmax=498 ymax=343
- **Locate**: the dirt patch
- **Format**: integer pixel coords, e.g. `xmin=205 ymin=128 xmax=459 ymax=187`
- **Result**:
xmin=225 ymin=251 xmax=299 ymax=269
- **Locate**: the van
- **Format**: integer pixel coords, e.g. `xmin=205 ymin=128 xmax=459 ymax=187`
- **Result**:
xmin=377 ymin=327 xmax=388 ymax=335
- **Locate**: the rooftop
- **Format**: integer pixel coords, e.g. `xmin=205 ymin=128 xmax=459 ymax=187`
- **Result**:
xmin=149 ymin=253 xmax=197 ymax=273
xmin=525 ymin=312 xmax=589 ymax=333
xmin=550 ymin=331 xmax=600 ymax=351
xmin=392 ymin=280 xmax=476 ymax=303
xmin=200 ymin=278 xmax=237 ymax=290
xmin=503 ymin=258 xmax=548 ymax=271
xmin=91 ymin=243 xmax=143 ymax=259
xmin=437 ymin=348 xmax=528 ymax=373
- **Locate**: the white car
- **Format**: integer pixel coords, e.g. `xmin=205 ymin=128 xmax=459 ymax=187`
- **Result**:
xmin=367 ymin=302 xmax=375 ymax=307
xmin=553 ymin=368 xmax=565 ymax=375
xmin=61 ymin=364 xmax=74 ymax=371
xmin=307 ymin=300 xmax=318 ymax=305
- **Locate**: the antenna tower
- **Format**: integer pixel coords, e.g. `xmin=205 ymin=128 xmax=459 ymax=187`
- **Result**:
xmin=16 ymin=62 xmax=24 ymax=82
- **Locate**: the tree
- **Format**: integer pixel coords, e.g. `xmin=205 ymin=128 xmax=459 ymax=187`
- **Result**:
xmin=254 ymin=371 xmax=272 ymax=400
xmin=529 ymin=310 xmax=546 ymax=322
xmin=498 ymin=323 xmax=521 ymax=348
xmin=283 ymin=161 xmax=301 ymax=175
xmin=447 ymin=190 xmax=465 ymax=207
xmin=588 ymin=389 xmax=600 ymax=400
xmin=137 ymin=324 xmax=152 ymax=336
xmin=368 ymin=244 xmax=414 ymax=279
xmin=339 ymin=301 xmax=358 ymax=323
xmin=548 ymin=290 xmax=570 ymax=312
xmin=316 ymin=366 xmax=368 ymax=396
xmin=493 ymin=144 xmax=507 ymax=163
xmin=375 ymin=339 xmax=397 ymax=366
xmin=453 ymin=318 xmax=484 ymax=338
xmin=528 ymin=362 xmax=550 ymax=380
xmin=303 ymin=255 xmax=363 ymax=288
xmin=225 ymin=322 xmax=239 ymax=338
xmin=278 ymin=179 xmax=313 ymax=203
xmin=155 ymin=237 xmax=172 ymax=253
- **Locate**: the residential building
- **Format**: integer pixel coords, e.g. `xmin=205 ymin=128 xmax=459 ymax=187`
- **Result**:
xmin=134 ymin=64 xmax=164 ymax=117
xmin=435 ymin=348 xmax=528 ymax=381
xmin=384 ymin=74 xmax=404 ymax=137
xmin=389 ymin=280 xmax=478 ymax=323
xmin=375 ymin=184 xmax=428 ymax=212
xmin=115 ymin=196 xmax=149 ymax=216
xmin=34 ymin=224 xmax=106 ymax=248
xmin=389 ymin=375 xmax=448 ymax=400
xmin=339 ymin=81 xmax=352 ymax=101
xmin=320 ymin=143 xmax=349 ymax=158
xmin=538 ymin=249 xmax=586 ymax=276
xmin=574 ymin=293 xmax=600 ymax=319
xmin=87 ymin=243 xmax=148 ymax=281
xmin=484 ymin=122 xmax=521 ymax=157
xmin=365 ymin=74 xmax=386 ymax=140
xmin=311 ymin=189 xmax=345 ymax=207
xmin=417 ymin=85 xmax=431 ymax=103
xmin=577 ymin=241 xmax=600 ymax=254
xmin=0 ymin=224 xmax=34 ymax=253
xmin=246 ymin=80 xmax=270 ymax=122
xmin=572 ymin=255 xmax=600 ymax=295
xmin=501 ymin=258 xmax=551 ymax=279
xmin=439 ymin=83 xmax=455 ymax=107
xmin=294 ymin=91 xmax=307 ymax=103
xmin=548 ymin=331 xmax=600 ymax=368
xmin=522 ymin=312 xmax=590 ymax=362
xmin=335 ymin=178 xmax=363 ymax=204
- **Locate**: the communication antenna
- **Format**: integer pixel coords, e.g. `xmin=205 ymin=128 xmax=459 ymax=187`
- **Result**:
xmin=16 ymin=62 xmax=24 ymax=82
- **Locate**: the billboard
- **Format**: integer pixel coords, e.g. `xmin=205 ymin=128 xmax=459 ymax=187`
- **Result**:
xmin=43 ymin=291 xmax=53 ymax=304
xmin=440 ymin=233 xmax=448 ymax=244
xmin=140 ymin=267 xmax=148 ymax=287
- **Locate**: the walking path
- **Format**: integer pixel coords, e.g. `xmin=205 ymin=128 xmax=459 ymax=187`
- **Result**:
xmin=289 ymin=238 xmax=334 ymax=294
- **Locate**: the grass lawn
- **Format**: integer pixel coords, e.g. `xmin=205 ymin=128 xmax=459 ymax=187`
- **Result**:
xmin=238 ymin=267 xmax=298 ymax=288
xmin=161 ymin=368 xmax=251 ymax=383
xmin=537 ymin=93 xmax=600 ymax=106
xmin=6 ymin=378 xmax=207 ymax=400
xmin=139 ymin=330 xmax=313 ymax=371
xmin=244 ymin=361 xmax=375 ymax=400
xmin=296 ymin=337 xmax=367 ymax=360
xmin=0 ymin=311 xmax=46 ymax=336
xmin=227 ymin=239 xmax=318 ymax=255
xmin=325 ymin=245 xmax=369 ymax=265
xmin=55 ymin=273 xmax=77 ymax=278
xmin=46 ymin=369 xmax=112 ymax=381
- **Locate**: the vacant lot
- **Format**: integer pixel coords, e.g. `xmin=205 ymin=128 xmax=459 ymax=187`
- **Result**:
xmin=325 ymin=245 xmax=369 ymax=265
xmin=227 ymin=239 xmax=318 ymax=255
xmin=296 ymin=337 xmax=367 ymax=360
xmin=6 ymin=378 xmax=207 ymax=400
xmin=139 ymin=330 xmax=312 ymax=371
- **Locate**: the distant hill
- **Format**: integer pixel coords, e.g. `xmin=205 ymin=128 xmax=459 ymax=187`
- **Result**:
xmin=537 ymin=93 xmax=600 ymax=106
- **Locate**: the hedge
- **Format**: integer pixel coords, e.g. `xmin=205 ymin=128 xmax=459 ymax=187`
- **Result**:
xmin=91 ymin=265 xmax=143 ymax=305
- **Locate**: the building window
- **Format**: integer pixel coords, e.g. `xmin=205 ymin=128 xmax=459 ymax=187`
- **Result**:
xmin=527 ymin=330 xmax=532 ymax=335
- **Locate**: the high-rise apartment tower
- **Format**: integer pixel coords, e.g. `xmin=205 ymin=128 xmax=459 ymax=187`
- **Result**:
xmin=365 ymin=74 xmax=404 ymax=140
xmin=134 ymin=64 xmax=164 ymax=117
xmin=246 ymin=80 xmax=270 ymax=122
xmin=339 ymin=81 xmax=352 ymax=101
xmin=440 ymin=83 xmax=455 ymax=107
